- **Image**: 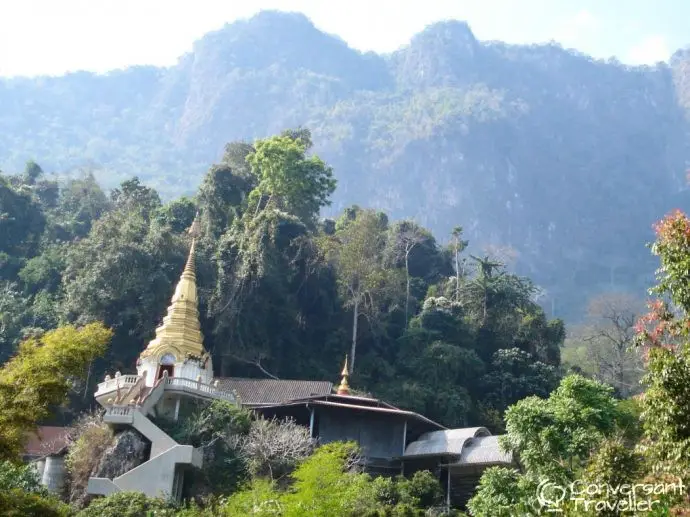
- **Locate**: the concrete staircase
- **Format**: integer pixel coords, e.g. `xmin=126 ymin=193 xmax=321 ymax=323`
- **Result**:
xmin=87 ymin=403 xmax=202 ymax=499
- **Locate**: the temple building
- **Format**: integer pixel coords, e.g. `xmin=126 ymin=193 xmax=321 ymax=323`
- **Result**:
xmin=82 ymin=215 xmax=512 ymax=509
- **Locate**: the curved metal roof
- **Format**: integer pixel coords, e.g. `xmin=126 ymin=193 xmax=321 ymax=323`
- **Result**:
xmin=454 ymin=435 xmax=512 ymax=466
xmin=403 ymin=427 xmax=491 ymax=457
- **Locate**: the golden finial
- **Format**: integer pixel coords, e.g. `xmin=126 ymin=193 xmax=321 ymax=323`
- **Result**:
xmin=337 ymin=355 xmax=350 ymax=395
xmin=188 ymin=211 xmax=201 ymax=239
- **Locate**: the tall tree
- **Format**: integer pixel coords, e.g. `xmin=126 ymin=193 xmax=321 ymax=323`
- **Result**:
xmin=246 ymin=132 xmax=336 ymax=223
xmin=321 ymin=209 xmax=390 ymax=373
xmin=635 ymin=210 xmax=690 ymax=478
xmin=564 ymin=293 xmax=643 ymax=397
xmin=451 ymin=226 xmax=468 ymax=302
xmin=388 ymin=220 xmax=426 ymax=326
xmin=54 ymin=173 xmax=111 ymax=239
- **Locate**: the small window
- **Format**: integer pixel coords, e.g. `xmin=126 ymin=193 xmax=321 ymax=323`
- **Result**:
xmin=160 ymin=353 xmax=176 ymax=365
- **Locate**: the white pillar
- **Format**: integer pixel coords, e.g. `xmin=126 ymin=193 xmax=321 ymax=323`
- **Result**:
xmin=174 ymin=397 xmax=181 ymax=421
xmin=34 ymin=459 xmax=46 ymax=480
xmin=42 ymin=455 xmax=66 ymax=493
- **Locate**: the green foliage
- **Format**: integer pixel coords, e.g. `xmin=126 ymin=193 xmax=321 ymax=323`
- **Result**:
xmin=53 ymin=173 xmax=110 ymax=239
xmin=247 ymin=131 xmax=336 ymax=223
xmin=580 ymin=436 xmax=643 ymax=517
xmin=0 ymin=175 xmax=45 ymax=259
xmin=220 ymin=441 xmax=445 ymax=516
xmin=156 ymin=400 xmax=252 ymax=499
xmin=155 ymin=197 xmax=197 ymax=233
xmin=0 ymin=460 xmax=46 ymax=495
xmin=396 ymin=470 xmax=444 ymax=508
xmin=75 ymin=491 xmax=176 ymax=517
xmin=61 ymin=188 xmax=187 ymax=382
xmin=466 ymin=467 xmax=534 ymax=517
xmin=0 ymin=488 xmax=71 ymax=517
xmin=0 ymin=322 xmax=111 ymax=461
xmin=280 ymin=441 xmax=366 ymax=516
xmin=501 ymin=374 xmax=619 ymax=483
xmin=637 ymin=210 xmax=690 ymax=479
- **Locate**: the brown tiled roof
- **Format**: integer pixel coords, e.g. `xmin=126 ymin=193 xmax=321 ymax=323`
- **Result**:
xmin=216 ymin=377 xmax=333 ymax=406
xmin=24 ymin=426 xmax=73 ymax=457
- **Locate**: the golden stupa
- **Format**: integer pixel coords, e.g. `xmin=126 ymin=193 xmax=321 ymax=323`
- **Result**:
xmin=140 ymin=214 xmax=206 ymax=362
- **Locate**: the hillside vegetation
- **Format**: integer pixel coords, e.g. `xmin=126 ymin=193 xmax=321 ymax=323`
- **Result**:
xmin=2 ymin=11 xmax=690 ymax=319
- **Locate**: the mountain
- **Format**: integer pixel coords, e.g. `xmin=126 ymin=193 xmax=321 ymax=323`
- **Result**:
xmin=2 ymin=10 xmax=690 ymax=320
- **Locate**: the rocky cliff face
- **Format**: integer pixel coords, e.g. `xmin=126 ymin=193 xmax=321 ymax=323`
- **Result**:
xmin=1 ymin=11 xmax=689 ymax=319
xmin=92 ymin=429 xmax=149 ymax=480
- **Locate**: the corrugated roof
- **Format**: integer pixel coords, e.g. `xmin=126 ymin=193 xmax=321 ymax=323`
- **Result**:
xmin=404 ymin=427 xmax=491 ymax=458
xmin=287 ymin=393 xmax=402 ymax=410
xmin=453 ymin=435 xmax=513 ymax=466
xmin=216 ymin=377 xmax=333 ymax=406
xmin=24 ymin=426 xmax=73 ymax=457
xmin=257 ymin=398 xmax=446 ymax=430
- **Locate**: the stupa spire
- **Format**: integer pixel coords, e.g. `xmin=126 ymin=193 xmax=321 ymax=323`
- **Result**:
xmin=140 ymin=212 xmax=205 ymax=361
xmin=336 ymin=356 xmax=350 ymax=395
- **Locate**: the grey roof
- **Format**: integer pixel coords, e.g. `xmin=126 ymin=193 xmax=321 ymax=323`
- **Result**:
xmin=454 ymin=435 xmax=513 ymax=466
xmin=260 ymin=397 xmax=445 ymax=430
xmin=216 ymin=377 xmax=333 ymax=406
xmin=404 ymin=427 xmax=491 ymax=458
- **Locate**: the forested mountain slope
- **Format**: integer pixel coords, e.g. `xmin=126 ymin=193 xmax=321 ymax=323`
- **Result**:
xmin=2 ymin=10 xmax=690 ymax=320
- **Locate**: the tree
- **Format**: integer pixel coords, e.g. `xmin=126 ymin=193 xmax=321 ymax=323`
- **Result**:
xmin=480 ymin=348 xmax=559 ymax=414
xmin=388 ymin=220 xmax=427 ymax=326
xmin=196 ymin=158 xmax=253 ymax=239
xmin=450 ymin=226 xmax=468 ymax=302
xmin=54 ymin=172 xmax=110 ymax=239
xmin=237 ymin=417 xmax=314 ymax=480
xmin=109 ymin=177 xmax=160 ymax=218
xmin=461 ymin=255 xmax=531 ymax=326
xmin=468 ymin=375 xmax=623 ymax=515
xmin=246 ymin=132 xmax=336 ymax=223
xmin=321 ymin=209 xmax=391 ymax=372
xmin=74 ymin=491 xmax=174 ymax=517
xmin=22 ymin=161 xmax=43 ymax=185
xmin=564 ymin=293 xmax=644 ymax=397
xmin=0 ymin=174 xmax=45 ymax=259
xmin=500 ymin=374 xmax=619 ymax=483
xmin=634 ymin=209 xmax=690 ymax=478
xmin=0 ymin=323 xmax=112 ymax=462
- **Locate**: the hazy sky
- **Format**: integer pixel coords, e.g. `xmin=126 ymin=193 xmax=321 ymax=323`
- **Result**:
xmin=0 ymin=0 xmax=687 ymax=77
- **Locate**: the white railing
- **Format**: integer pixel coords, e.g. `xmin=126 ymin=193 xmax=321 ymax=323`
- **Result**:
xmin=96 ymin=374 xmax=141 ymax=394
xmin=164 ymin=377 xmax=236 ymax=403
xmin=105 ymin=405 xmax=136 ymax=417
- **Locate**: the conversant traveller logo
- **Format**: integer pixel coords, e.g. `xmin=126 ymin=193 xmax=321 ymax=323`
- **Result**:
xmin=535 ymin=478 xmax=686 ymax=513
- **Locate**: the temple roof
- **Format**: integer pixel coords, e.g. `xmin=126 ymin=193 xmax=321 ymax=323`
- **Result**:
xmin=24 ymin=426 xmax=73 ymax=458
xmin=141 ymin=217 xmax=206 ymax=362
xmin=216 ymin=378 xmax=333 ymax=406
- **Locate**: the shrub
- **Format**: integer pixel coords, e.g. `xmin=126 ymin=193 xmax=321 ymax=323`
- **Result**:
xmin=397 ymin=470 xmax=443 ymax=508
xmin=0 ymin=459 xmax=47 ymax=495
xmin=75 ymin=491 xmax=176 ymax=517
xmin=65 ymin=410 xmax=113 ymax=506
xmin=0 ymin=488 xmax=70 ymax=517
xmin=237 ymin=416 xmax=314 ymax=480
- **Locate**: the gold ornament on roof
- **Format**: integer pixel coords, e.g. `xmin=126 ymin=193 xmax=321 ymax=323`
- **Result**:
xmin=336 ymin=355 xmax=350 ymax=395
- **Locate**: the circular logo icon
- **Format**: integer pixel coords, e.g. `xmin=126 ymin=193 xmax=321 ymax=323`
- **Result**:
xmin=537 ymin=479 xmax=567 ymax=512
